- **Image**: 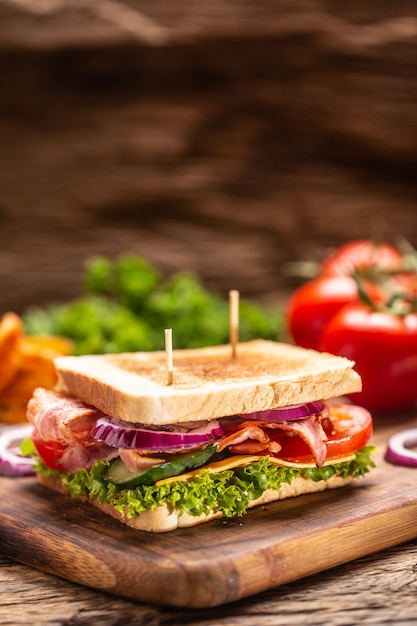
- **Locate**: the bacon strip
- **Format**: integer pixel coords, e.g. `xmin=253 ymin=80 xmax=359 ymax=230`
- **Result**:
xmin=228 ymin=439 xmax=282 ymax=455
xmin=119 ymin=449 xmax=166 ymax=473
xmin=59 ymin=444 xmax=119 ymax=473
xmin=274 ymin=416 xmax=328 ymax=466
xmin=218 ymin=415 xmax=328 ymax=466
xmin=26 ymin=387 xmax=106 ymax=447
xmin=217 ymin=425 xmax=270 ymax=453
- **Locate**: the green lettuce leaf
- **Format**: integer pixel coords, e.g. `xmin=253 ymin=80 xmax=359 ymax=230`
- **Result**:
xmin=34 ymin=446 xmax=376 ymax=520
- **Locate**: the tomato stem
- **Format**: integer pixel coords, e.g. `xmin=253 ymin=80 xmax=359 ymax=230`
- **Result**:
xmin=396 ymin=237 xmax=417 ymax=272
xmin=351 ymin=272 xmax=379 ymax=311
xmin=386 ymin=293 xmax=417 ymax=316
xmin=352 ymin=270 xmax=417 ymax=316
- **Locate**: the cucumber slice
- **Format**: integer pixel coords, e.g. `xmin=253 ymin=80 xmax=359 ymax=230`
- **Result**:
xmin=104 ymin=444 xmax=217 ymax=487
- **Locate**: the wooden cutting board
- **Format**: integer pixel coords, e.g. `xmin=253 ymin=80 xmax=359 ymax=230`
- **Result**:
xmin=1 ymin=414 xmax=417 ymax=608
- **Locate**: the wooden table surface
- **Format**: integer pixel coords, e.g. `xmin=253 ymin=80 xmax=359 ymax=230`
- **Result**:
xmin=1 ymin=3 xmax=416 ymax=622
xmin=1 ymin=542 xmax=417 ymax=625
xmin=1 ymin=426 xmax=416 ymax=626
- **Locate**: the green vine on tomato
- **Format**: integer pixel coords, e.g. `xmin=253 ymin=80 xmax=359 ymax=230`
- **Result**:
xmin=351 ymin=270 xmax=417 ymax=317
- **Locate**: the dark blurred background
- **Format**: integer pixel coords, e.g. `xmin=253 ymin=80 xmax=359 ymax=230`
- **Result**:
xmin=1 ymin=0 xmax=416 ymax=314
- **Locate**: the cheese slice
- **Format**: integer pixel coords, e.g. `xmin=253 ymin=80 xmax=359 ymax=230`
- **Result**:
xmin=155 ymin=453 xmax=356 ymax=487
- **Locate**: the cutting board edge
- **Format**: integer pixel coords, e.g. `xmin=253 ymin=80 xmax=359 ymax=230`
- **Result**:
xmin=54 ymin=511 xmax=417 ymax=608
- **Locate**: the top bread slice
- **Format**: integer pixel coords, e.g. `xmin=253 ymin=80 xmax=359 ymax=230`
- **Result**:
xmin=54 ymin=340 xmax=361 ymax=426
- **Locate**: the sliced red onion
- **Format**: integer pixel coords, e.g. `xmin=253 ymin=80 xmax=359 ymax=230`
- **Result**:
xmin=241 ymin=401 xmax=326 ymax=422
xmin=0 ymin=424 xmax=36 ymax=477
xmin=92 ymin=417 xmax=225 ymax=451
xmin=385 ymin=428 xmax=417 ymax=467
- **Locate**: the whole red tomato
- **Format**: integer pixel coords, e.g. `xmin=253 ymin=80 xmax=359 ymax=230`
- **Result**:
xmin=320 ymin=302 xmax=417 ymax=413
xmin=321 ymin=239 xmax=417 ymax=298
xmin=286 ymin=276 xmax=380 ymax=351
xmin=320 ymin=240 xmax=403 ymax=276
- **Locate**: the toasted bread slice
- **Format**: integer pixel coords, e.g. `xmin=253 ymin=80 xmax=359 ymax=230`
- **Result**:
xmin=54 ymin=340 xmax=361 ymax=426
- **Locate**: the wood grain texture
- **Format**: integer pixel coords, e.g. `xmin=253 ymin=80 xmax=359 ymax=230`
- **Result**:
xmin=0 ymin=2 xmax=416 ymax=315
xmin=2 ymin=544 xmax=417 ymax=626
xmin=1 ymin=413 xmax=417 ymax=609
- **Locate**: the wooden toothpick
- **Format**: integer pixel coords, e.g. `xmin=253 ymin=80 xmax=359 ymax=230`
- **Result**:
xmin=164 ymin=328 xmax=174 ymax=385
xmin=229 ymin=289 xmax=239 ymax=358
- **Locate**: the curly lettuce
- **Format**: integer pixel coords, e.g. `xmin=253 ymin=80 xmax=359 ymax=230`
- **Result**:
xmin=34 ymin=446 xmax=376 ymax=520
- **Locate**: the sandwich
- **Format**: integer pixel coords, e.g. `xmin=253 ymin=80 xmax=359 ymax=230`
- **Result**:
xmin=26 ymin=339 xmax=375 ymax=532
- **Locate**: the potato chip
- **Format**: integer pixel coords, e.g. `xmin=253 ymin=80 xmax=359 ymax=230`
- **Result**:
xmin=0 ymin=357 xmax=58 ymax=423
xmin=0 ymin=312 xmax=24 ymax=393
xmin=0 ymin=313 xmax=74 ymax=423
xmin=0 ymin=393 xmax=32 ymax=423
xmin=21 ymin=335 xmax=73 ymax=358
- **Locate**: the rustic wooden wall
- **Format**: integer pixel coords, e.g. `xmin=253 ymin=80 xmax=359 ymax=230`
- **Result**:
xmin=0 ymin=1 xmax=416 ymax=314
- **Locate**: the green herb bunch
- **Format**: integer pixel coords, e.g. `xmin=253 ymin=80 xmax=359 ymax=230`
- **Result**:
xmin=23 ymin=254 xmax=282 ymax=354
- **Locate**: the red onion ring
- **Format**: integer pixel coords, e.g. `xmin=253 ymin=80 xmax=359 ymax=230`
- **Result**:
xmin=385 ymin=428 xmax=417 ymax=467
xmin=92 ymin=417 xmax=225 ymax=451
xmin=0 ymin=424 xmax=36 ymax=477
xmin=241 ymin=401 xmax=326 ymax=422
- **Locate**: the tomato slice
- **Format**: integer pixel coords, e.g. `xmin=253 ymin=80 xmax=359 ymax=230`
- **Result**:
xmin=32 ymin=430 xmax=68 ymax=470
xmin=268 ymin=404 xmax=372 ymax=464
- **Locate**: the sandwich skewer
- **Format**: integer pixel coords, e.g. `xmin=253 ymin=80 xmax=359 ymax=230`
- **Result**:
xmin=164 ymin=328 xmax=174 ymax=385
xmin=229 ymin=289 xmax=239 ymax=359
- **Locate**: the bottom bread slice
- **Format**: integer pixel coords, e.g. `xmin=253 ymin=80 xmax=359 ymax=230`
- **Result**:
xmin=37 ymin=472 xmax=353 ymax=533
